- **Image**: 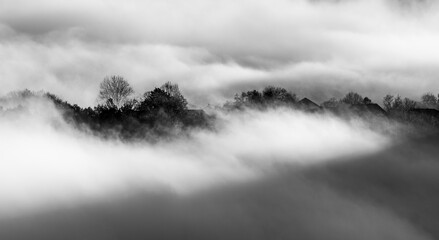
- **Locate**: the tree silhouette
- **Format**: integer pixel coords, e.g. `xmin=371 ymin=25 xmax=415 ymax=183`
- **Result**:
xmin=393 ymin=95 xmax=403 ymax=110
xmin=160 ymin=82 xmax=188 ymax=110
xmin=342 ymin=92 xmax=363 ymax=105
xmin=139 ymin=84 xmax=188 ymax=122
xmin=403 ymin=98 xmax=416 ymax=111
xmin=262 ymin=86 xmax=297 ymax=104
xmin=230 ymin=86 xmax=296 ymax=109
xmin=421 ymin=93 xmax=438 ymax=108
xmin=382 ymin=94 xmax=405 ymax=112
xmin=98 ymin=75 xmax=134 ymax=108
xmin=243 ymin=90 xmax=263 ymax=105
xmin=383 ymin=94 xmax=394 ymax=112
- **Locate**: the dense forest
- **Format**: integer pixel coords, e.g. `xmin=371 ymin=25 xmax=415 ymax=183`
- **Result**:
xmin=1 ymin=75 xmax=439 ymax=141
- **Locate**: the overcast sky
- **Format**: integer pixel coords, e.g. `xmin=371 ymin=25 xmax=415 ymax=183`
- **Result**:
xmin=1 ymin=0 xmax=438 ymax=106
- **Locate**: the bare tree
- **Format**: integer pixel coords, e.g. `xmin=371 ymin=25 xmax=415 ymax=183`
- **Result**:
xmin=383 ymin=94 xmax=394 ymax=112
xmin=393 ymin=95 xmax=403 ymax=110
xmin=403 ymin=98 xmax=416 ymax=111
xmin=98 ymin=75 xmax=134 ymax=108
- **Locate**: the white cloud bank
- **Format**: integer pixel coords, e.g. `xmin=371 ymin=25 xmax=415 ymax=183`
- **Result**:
xmin=1 ymin=0 xmax=439 ymax=106
xmin=0 ymin=100 xmax=390 ymax=217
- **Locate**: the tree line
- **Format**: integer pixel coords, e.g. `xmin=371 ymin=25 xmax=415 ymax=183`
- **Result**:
xmin=226 ymin=87 xmax=439 ymax=127
xmin=1 ymin=75 xmax=439 ymax=140
xmin=1 ymin=76 xmax=211 ymax=142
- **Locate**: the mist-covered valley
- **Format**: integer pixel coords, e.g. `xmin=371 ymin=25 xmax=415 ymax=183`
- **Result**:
xmin=1 ymin=87 xmax=439 ymax=239
xmin=3 ymin=0 xmax=439 ymax=239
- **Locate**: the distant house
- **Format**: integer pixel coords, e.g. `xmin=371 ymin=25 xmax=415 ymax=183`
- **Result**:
xmin=350 ymin=103 xmax=387 ymax=116
xmin=409 ymin=108 xmax=439 ymax=122
xmin=298 ymin=98 xmax=321 ymax=112
xmin=406 ymin=108 xmax=439 ymax=126
xmin=409 ymin=108 xmax=439 ymax=117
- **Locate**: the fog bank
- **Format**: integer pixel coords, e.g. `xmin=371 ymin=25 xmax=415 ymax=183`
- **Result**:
xmin=0 ymin=101 xmax=390 ymax=217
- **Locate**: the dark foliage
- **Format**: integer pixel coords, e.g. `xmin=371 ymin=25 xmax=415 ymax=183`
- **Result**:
xmin=421 ymin=93 xmax=438 ymax=109
xmin=341 ymin=92 xmax=363 ymax=105
xmin=43 ymin=86 xmax=212 ymax=142
xmin=226 ymin=86 xmax=297 ymax=110
xmin=380 ymin=94 xmax=439 ymax=128
xmin=363 ymin=97 xmax=372 ymax=104
xmin=3 ymin=86 xmax=439 ymax=139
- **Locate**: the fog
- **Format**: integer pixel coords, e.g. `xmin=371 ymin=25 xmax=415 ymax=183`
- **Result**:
xmin=1 ymin=101 xmax=438 ymax=239
xmin=1 ymin=0 xmax=439 ymax=106
xmin=0 ymin=99 xmax=389 ymax=217
xmin=2 ymin=0 xmax=439 ymax=239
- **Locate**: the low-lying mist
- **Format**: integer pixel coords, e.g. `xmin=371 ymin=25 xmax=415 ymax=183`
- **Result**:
xmin=3 ymin=98 xmax=439 ymax=239
xmin=0 ymin=99 xmax=391 ymax=217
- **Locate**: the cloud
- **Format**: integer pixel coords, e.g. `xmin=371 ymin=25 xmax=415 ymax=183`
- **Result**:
xmin=1 ymin=0 xmax=439 ymax=106
xmin=0 ymin=100 xmax=390 ymax=216
xmin=1 ymin=99 xmax=432 ymax=239
xmin=1 ymin=2 xmax=438 ymax=238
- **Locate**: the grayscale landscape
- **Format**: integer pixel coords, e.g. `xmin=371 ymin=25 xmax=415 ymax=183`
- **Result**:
xmin=1 ymin=0 xmax=439 ymax=239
